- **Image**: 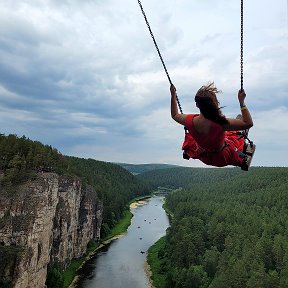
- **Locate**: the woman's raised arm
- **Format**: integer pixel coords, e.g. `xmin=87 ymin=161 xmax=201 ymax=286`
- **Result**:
xmin=170 ymin=84 xmax=186 ymax=126
xmin=225 ymin=89 xmax=253 ymax=131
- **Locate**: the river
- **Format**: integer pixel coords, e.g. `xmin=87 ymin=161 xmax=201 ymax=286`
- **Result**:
xmin=73 ymin=196 xmax=170 ymax=288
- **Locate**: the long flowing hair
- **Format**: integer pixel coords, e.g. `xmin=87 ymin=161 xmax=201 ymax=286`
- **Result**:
xmin=195 ymin=82 xmax=228 ymax=126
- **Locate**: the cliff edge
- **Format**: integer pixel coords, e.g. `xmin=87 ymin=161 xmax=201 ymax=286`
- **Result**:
xmin=0 ymin=172 xmax=103 ymax=288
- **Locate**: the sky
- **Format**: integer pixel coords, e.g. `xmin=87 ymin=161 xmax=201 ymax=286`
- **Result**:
xmin=0 ymin=0 xmax=287 ymax=168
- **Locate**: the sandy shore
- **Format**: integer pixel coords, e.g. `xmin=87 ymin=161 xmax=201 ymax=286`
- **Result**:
xmin=144 ymin=260 xmax=155 ymax=288
xmin=130 ymin=200 xmax=148 ymax=209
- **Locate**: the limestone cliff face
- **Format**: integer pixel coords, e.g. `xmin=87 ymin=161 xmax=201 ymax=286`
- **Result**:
xmin=50 ymin=176 xmax=102 ymax=267
xmin=0 ymin=173 xmax=103 ymax=288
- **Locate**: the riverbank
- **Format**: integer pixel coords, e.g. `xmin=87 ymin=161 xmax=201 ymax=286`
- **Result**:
xmin=130 ymin=200 xmax=147 ymax=209
xmin=144 ymin=260 xmax=154 ymax=288
xmin=146 ymin=196 xmax=172 ymax=288
xmin=146 ymin=236 xmax=167 ymax=288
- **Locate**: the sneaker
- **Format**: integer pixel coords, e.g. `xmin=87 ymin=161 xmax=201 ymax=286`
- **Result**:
xmin=246 ymin=143 xmax=256 ymax=156
xmin=242 ymin=142 xmax=248 ymax=154
xmin=241 ymin=144 xmax=256 ymax=171
xmin=183 ymin=151 xmax=190 ymax=160
xmin=241 ymin=156 xmax=249 ymax=171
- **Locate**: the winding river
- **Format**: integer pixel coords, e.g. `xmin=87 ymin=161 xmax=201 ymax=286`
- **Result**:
xmin=73 ymin=196 xmax=170 ymax=288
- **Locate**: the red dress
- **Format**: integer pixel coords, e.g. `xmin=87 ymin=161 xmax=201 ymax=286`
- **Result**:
xmin=182 ymin=114 xmax=244 ymax=167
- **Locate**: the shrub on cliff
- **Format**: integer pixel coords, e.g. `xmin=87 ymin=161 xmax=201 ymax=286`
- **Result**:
xmin=46 ymin=263 xmax=64 ymax=288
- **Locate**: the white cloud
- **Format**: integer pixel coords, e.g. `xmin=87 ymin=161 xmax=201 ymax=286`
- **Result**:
xmin=0 ymin=0 xmax=287 ymax=167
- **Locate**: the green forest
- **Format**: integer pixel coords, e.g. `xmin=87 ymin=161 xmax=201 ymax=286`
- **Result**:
xmin=0 ymin=134 xmax=151 ymax=237
xmin=118 ymin=163 xmax=179 ymax=175
xmin=2 ymin=133 xmax=288 ymax=288
xmin=142 ymin=167 xmax=288 ymax=288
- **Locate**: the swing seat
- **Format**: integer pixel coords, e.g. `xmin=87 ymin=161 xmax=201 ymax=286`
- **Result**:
xmin=241 ymin=142 xmax=256 ymax=171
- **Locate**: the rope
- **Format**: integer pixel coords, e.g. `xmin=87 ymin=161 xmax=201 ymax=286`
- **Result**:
xmin=137 ymin=0 xmax=183 ymax=114
xmin=240 ymin=0 xmax=244 ymax=91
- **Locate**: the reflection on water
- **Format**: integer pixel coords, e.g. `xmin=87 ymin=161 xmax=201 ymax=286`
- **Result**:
xmin=74 ymin=196 xmax=170 ymax=288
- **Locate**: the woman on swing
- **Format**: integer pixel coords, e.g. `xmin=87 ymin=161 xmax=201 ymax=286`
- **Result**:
xmin=170 ymin=83 xmax=255 ymax=170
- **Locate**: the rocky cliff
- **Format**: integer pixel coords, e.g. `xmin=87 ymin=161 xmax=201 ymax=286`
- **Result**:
xmin=0 ymin=172 xmax=103 ymax=288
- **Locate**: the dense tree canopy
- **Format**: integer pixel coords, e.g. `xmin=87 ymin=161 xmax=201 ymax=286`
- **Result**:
xmin=0 ymin=134 xmax=66 ymax=185
xmin=137 ymin=166 xmax=244 ymax=189
xmin=144 ymin=167 xmax=288 ymax=288
xmin=118 ymin=163 xmax=179 ymax=174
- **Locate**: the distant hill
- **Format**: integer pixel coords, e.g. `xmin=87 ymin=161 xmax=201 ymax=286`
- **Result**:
xmin=117 ymin=163 xmax=180 ymax=175
xmin=136 ymin=166 xmax=244 ymax=188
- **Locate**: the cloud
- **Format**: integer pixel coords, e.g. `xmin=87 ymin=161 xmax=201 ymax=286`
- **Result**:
xmin=0 ymin=0 xmax=287 ymax=167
